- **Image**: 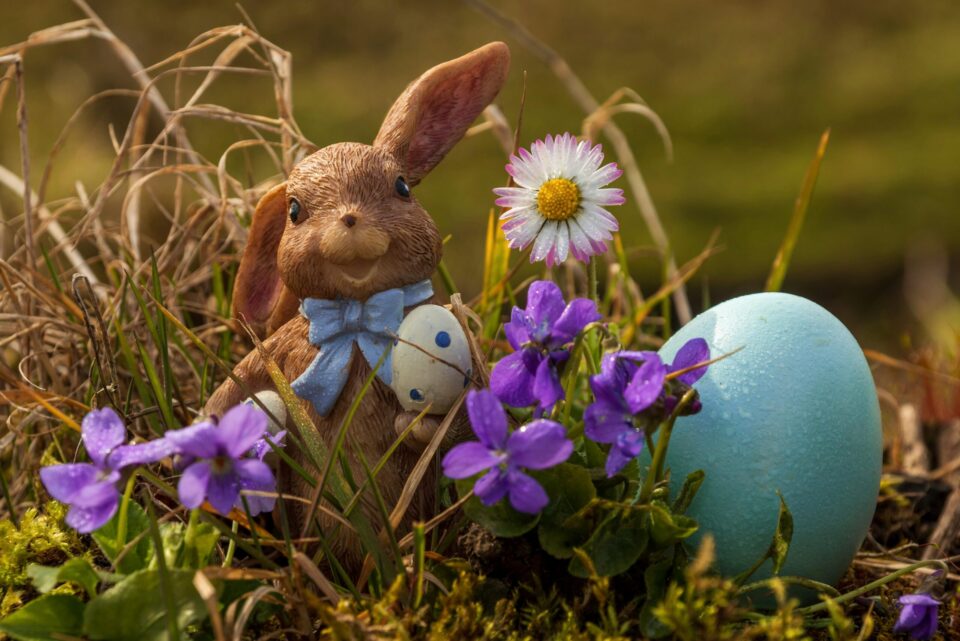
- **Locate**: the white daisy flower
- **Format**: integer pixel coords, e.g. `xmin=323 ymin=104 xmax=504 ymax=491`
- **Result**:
xmin=494 ymin=132 xmax=625 ymax=266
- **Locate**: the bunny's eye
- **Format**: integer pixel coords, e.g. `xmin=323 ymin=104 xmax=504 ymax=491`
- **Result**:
xmin=289 ymin=198 xmax=302 ymax=224
xmin=395 ymin=176 xmax=411 ymax=198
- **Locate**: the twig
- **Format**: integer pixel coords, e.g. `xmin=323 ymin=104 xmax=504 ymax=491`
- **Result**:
xmin=899 ymin=404 xmax=930 ymax=476
xmin=924 ymin=418 xmax=960 ymax=560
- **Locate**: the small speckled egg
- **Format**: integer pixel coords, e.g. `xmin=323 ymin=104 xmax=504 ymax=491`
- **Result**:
xmin=657 ymin=292 xmax=881 ymax=588
xmin=244 ymin=390 xmax=287 ymax=434
xmin=391 ymin=305 xmax=472 ymax=414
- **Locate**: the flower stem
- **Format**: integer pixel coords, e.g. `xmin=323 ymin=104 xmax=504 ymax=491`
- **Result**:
xmin=116 ymin=470 xmax=139 ymax=548
xmin=793 ymin=559 xmax=948 ymax=616
xmin=222 ymin=520 xmax=239 ymax=568
xmin=589 ymin=257 xmax=599 ymax=305
xmin=638 ymin=389 xmax=696 ymax=503
xmin=184 ymin=508 xmax=200 ymax=567
xmin=737 ymin=575 xmax=842 ymax=599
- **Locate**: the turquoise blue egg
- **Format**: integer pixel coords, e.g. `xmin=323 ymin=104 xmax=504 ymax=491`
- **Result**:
xmin=657 ymin=292 xmax=881 ymax=586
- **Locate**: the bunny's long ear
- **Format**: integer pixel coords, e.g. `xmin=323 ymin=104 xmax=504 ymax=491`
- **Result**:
xmin=232 ymin=182 xmax=288 ymax=338
xmin=374 ymin=42 xmax=510 ymax=186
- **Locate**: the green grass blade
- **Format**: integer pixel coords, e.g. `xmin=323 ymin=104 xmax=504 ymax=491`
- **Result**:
xmin=142 ymin=488 xmax=181 ymax=641
xmin=766 ymin=129 xmax=831 ymax=292
xmin=137 ymin=341 xmax=176 ymax=430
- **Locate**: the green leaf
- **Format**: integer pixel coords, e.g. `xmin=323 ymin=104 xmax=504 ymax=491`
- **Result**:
xmin=639 ymin=550 xmax=677 ymax=639
xmin=582 ymin=437 xmax=607 ymax=470
xmin=27 ymin=557 xmax=100 ymax=598
xmin=82 ymin=569 xmax=207 ymax=641
xmin=0 ymin=594 xmax=85 ymax=641
xmin=769 ymin=492 xmax=794 ymax=575
xmin=569 ymin=508 xmax=648 ymax=577
xmin=93 ymin=501 xmax=151 ymax=574
xmin=732 ymin=492 xmax=795 ymax=584
xmin=536 ymin=464 xmax=597 ymax=559
xmin=765 ymin=129 xmax=830 ymax=292
xmin=184 ymin=521 xmax=219 ymax=569
xmin=456 ymin=478 xmax=539 ymax=537
xmin=152 ymin=522 xmax=184 ymax=570
xmin=671 ymin=470 xmax=705 ymax=514
xmin=648 ymin=502 xmax=698 ymax=547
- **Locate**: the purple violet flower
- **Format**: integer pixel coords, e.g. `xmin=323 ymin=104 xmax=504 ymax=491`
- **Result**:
xmin=252 ymin=430 xmax=286 ymax=461
xmin=894 ymin=593 xmax=939 ymax=640
xmin=39 ymin=408 xmax=175 ymax=533
xmin=442 ymin=389 xmax=573 ymax=514
xmin=245 ymin=430 xmax=286 ymax=515
xmin=489 ymin=280 xmax=600 ymax=412
xmin=164 ymin=404 xmax=276 ymax=516
xmin=584 ymin=338 xmax=710 ymax=477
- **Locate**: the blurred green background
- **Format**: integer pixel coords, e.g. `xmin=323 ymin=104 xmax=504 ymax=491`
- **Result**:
xmin=2 ymin=0 xmax=959 ymax=349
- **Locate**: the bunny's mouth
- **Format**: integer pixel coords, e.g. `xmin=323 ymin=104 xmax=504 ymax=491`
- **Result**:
xmin=329 ymin=257 xmax=380 ymax=283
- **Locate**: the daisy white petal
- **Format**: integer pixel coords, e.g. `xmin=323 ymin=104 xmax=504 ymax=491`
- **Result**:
xmin=503 ymin=211 xmax=544 ymax=249
xmin=494 ymin=133 xmax=625 ymax=266
xmin=531 ymin=222 xmax=559 ymax=263
xmin=552 ymin=223 xmax=570 ymax=266
xmin=589 ymin=187 xmax=626 ymax=207
xmin=582 ymin=203 xmax=621 ymax=232
xmin=506 ymin=154 xmax=539 ymax=189
xmin=582 ymin=162 xmax=624 ymax=190
xmin=493 ymin=186 xmax=537 ymax=208
xmin=576 ymin=208 xmax=616 ymax=245
xmin=568 ymin=219 xmax=594 ymax=262
xmin=499 ymin=205 xmax=535 ymax=222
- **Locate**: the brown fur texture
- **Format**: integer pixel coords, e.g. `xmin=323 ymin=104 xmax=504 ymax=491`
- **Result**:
xmin=206 ymin=42 xmax=510 ymax=566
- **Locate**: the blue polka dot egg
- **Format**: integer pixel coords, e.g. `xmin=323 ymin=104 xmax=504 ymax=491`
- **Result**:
xmin=391 ymin=304 xmax=472 ymax=414
xmin=658 ymin=292 xmax=882 ymax=588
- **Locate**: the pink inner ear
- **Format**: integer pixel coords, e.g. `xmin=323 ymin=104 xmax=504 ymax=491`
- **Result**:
xmin=405 ymin=71 xmax=487 ymax=182
xmin=243 ymin=270 xmax=282 ymax=326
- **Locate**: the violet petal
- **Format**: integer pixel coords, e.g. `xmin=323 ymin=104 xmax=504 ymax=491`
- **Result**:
xmin=503 ymin=307 xmax=530 ymax=351
xmin=207 ymin=470 xmax=240 ymax=516
xmin=235 ymin=458 xmax=274 ymax=488
xmin=218 ymin=404 xmax=268 ymax=459
xmin=178 ymin=460 xmax=212 ymax=510
xmin=66 ymin=497 xmax=119 ymax=534
xmin=524 ymin=281 xmax=566 ymax=342
xmin=551 ymin=298 xmax=600 ymax=345
xmin=624 ymin=355 xmax=667 ymax=413
xmin=108 ymin=438 xmax=177 ymax=469
xmin=81 ymin=408 xmax=126 ymax=468
xmin=442 ymin=442 xmax=501 ymax=479
xmin=506 ymin=470 xmax=549 ymax=513
xmin=670 ymin=338 xmax=710 ymax=385
xmin=474 ymin=468 xmax=509 ymax=506
xmin=489 ymin=351 xmax=537 ymax=409
xmin=583 ymin=400 xmax=633 ymax=444
xmin=507 ymin=420 xmax=573 ymax=469
xmin=532 ymin=357 xmax=564 ymax=411
xmin=604 ymin=445 xmax=634 ymax=478
xmin=237 ymin=473 xmax=276 ymax=517
xmin=164 ymin=422 xmax=221 ymax=459
xmin=40 ymin=464 xmax=98 ymax=504
xmin=69 ymin=476 xmax=120 ymax=509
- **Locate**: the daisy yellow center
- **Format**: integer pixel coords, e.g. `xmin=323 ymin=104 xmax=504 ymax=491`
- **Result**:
xmin=536 ymin=178 xmax=580 ymax=221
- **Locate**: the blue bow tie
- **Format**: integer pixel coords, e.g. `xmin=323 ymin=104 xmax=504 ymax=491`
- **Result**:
xmin=291 ymin=279 xmax=434 ymax=416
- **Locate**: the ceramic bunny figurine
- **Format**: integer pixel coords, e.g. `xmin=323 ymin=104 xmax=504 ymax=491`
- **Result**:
xmin=204 ymin=42 xmax=510 ymax=563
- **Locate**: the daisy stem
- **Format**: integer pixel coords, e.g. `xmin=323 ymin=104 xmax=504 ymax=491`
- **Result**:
xmin=588 ymin=257 xmax=599 ymax=305
xmin=638 ymin=389 xmax=696 ymax=503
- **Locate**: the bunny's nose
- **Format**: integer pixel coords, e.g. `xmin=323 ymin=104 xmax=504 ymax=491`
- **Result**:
xmin=340 ymin=213 xmax=358 ymax=228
